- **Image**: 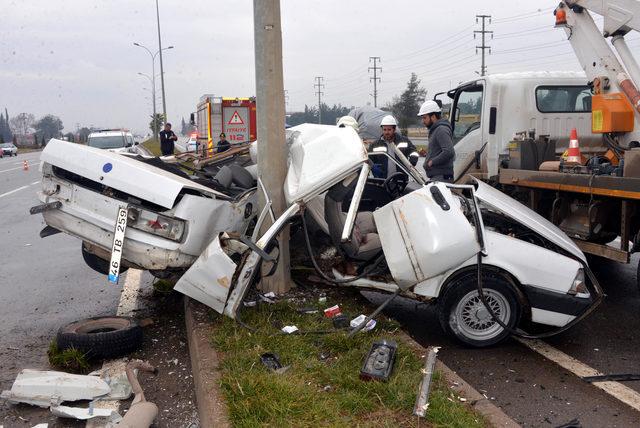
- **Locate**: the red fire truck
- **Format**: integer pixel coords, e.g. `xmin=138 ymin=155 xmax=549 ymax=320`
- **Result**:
xmin=193 ymin=95 xmax=257 ymax=157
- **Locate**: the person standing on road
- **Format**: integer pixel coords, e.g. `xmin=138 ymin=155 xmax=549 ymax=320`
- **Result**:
xmin=216 ymin=133 xmax=231 ymax=153
xmin=368 ymin=115 xmax=419 ymax=179
xmin=159 ymin=123 xmax=178 ymax=156
xmin=417 ymin=100 xmax=455 ymax=182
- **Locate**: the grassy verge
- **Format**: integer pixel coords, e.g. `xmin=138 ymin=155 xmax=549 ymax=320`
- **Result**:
xmin=47 ymin=341 xmax=90 ymax=373
xmin=210 ymin=293 xmax=485 ymax=427
xmin=142 ymin=138 xmax=161 ymax=156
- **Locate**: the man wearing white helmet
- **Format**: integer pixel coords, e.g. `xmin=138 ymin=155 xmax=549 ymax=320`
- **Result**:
xmin=417 ymin=100 xmax=455 ymax=182
xmin=368 ymin=114 xmax=418 ymax=179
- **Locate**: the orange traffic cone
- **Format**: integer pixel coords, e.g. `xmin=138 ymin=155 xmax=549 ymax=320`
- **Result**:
xmin=566 ymin=128 xmax=582 ymax=164
xmin=23 ymin=160 xmax=29 ymax=171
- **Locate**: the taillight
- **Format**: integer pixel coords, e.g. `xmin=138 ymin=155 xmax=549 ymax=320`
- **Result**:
xmin=128 ymin=208 xmax=185 ymax=241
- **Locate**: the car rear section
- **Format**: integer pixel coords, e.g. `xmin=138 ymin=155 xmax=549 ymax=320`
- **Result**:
xmin=35 ymin=139 xmax=256 ymax=272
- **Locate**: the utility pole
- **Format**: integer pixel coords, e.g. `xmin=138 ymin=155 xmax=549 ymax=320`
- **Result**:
xmin=253 ymin=0 xmax=290 ymax=294
xmin=156 ymin=0 xmax=168 ymax=123
xmin=474 ymin=14 xmax=493 ymax=76
xmin=368 ymin=56 xmax=381 ymax=107
xmin=314 ymin=76 xmax=324 ymax=124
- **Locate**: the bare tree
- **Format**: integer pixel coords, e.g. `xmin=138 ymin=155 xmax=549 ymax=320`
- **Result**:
xmin=9 ymin=113 xmax=35 ymax=136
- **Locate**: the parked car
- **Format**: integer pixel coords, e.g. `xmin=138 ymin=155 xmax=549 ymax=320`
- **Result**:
xmin=1 ymin=143 xmax=18 ymax=157
xmin=175 ymin=124 xmax=603 ymax=347
xmin=33 ymin=139 xmax=257 ymax=280
xmin=87 ymin=129 xmax=138 ymax=154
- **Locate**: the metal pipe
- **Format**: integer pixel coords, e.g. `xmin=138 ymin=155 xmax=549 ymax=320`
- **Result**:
xmin=617 ymin=72 xmax=640 ymax=114
xmin=612 ymin=35 xmax=640 ymax=91
xmin=341 ymin=164 xmax=371 ymax=242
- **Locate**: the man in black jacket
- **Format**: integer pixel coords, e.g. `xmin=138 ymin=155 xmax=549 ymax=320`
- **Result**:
xmin=417 ymin=100 xmax=455 ymax=182
xmin=216 ymin=133 xmax=231 ymax=153
xmin=159 ymin=123 xmax=178 ymax=156
xmin=368 ymin=115 xmax=419 ymax=179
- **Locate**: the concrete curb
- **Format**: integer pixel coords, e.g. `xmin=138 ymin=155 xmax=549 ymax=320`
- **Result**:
xmin=184 ymin=295 xmax=519 ymax=427
xmin=399 ymin=331 xmax=520 ymax=427
xmin=184 ymin=297 xmax=231 ymax=428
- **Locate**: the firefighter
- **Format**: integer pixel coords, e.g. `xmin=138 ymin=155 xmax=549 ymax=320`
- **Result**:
xmin=368 ymin=115 xmax=419 ymax=179
xmin=216 ymin=133 xmax=231 ymax=153
xmin=417 ymin=100 xmax=455 ymax=182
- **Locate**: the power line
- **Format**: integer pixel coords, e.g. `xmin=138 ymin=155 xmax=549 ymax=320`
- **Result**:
xmin=475 ymin=14 xmax=493 ymax=76
xmin=368 ymin=56 xmax=381 ymax=107
xmin=314 ymin=76 xmax=324 ymax=124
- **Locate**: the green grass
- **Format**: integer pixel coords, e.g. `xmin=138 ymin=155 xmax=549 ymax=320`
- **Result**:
xmin=210 ymin=299 xmax=485 ymax=427
xmin=47 ymin=341 xmax=90 ymax=373
xmin=142 ymin=138 xmax=161 ymax=156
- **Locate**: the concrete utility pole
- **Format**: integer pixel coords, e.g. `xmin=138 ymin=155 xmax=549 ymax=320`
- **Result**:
xmin=474 ymin=15 xmax=493 ymax=76
xmin=156 ymin=0 xmax=168 ymax=123
xmin=368 ymin=56 xmax=381 ymax=107
xmin=253 ymin=0 xmax=291 ymax=294
xmin=314 ymin=76 xmax=324 ymax=124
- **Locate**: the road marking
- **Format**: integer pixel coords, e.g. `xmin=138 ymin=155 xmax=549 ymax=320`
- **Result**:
xmin=31 ymin=181 xmax=40 ymax=185
xmin=0 ymin=185 xmax=29 ymax=199
xmin=517 ymin=338 xmax=640 ymax=413
xmin=0 ymin=166 xmax=23 ymax=173
xmin=86 ymin=269 xmax=145 ymax=427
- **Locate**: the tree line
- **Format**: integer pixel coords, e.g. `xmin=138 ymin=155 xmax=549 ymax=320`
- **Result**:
xmin=0 ymin=109 xmax=75 ymax=146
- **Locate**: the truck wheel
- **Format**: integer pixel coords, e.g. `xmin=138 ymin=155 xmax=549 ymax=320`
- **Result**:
xmin=82 ymin=244 xmax=128 ymax=276
xmin=56 ymin=317 xmax=143 ymax=359
xmin=438 ymin=270 xmax=521 ymax=347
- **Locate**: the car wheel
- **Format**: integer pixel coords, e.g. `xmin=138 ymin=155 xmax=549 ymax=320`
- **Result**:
xmin=438 ymin=270 xmax=521 ymax=347
xmin=81 ymin=244 xmax=129 ymax=276
xmin=56 ymin=316 xmax=143 ymax=359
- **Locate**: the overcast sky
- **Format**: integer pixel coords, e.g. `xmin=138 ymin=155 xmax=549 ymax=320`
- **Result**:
xmin=2 ymin=0 xmax=633 ymax=135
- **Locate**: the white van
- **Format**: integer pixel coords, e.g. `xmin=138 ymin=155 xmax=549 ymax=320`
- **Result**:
xmin=87 ymin=129 xmax=138 ymax=154
xmin=443 ymin=71 xmax=599 ymax=181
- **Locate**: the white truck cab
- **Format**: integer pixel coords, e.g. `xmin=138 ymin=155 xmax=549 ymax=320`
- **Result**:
xmin=444 ymin=71 xmax=599 ymax=181
xmin=87 ymin=129 xmax=138 ymax=154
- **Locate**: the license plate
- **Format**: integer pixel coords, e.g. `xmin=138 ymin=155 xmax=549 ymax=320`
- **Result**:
xmin=108 ymin=206 xmax=128 ymax=284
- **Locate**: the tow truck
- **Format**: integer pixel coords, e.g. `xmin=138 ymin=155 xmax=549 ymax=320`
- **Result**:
xmin=445 ymin=1 xmax=640 ymax=289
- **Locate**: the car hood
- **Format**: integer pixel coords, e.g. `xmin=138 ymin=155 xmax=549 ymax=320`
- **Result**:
xmin=41 ymin=139 xmax=226 ymax=209
xmin=472 ymin=178 xmax=586 ymax=262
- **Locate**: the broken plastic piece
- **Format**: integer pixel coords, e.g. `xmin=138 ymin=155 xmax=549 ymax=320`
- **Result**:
xmin=50 ymin=404 xmax=114 ymax=420
xmin=323 ymin=305 xmax=341 ymax=318
xmin=281 ymin=325 xmax=299 ymax=334
xmin=297 ymin=307 xmax=318 ymax=314
xmin=360 ymin=340 xmax=397 ymax=382
xmin=260 ymin=353 xmax=284 ymax=372
xmin=0 ymin=369 xmax=110 ymax=408
xmin=332 ymin=314 xmax=349 ymax=329
xmin=350 ymin=314 xmax=376 ymax=332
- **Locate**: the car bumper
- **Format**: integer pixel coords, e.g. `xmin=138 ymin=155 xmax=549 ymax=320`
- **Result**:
xmin=523 ymin=285 xmax=593 ymax=327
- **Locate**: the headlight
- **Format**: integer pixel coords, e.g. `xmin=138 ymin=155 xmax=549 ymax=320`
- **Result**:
xmin=128 ymin=208 xmax=185 ymax=242
xmin=568 ymin=268 xmax=589 ymax=298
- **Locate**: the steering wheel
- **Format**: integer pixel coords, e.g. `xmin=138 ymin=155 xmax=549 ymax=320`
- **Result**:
xmin=383 ymin=172 xmax=409 ymax=199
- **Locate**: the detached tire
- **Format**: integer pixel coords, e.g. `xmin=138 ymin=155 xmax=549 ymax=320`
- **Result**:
xmin=56 ymin=317 xmax=143 ymax=359
xmin=438 ymin=270 xmax=521 ymax=347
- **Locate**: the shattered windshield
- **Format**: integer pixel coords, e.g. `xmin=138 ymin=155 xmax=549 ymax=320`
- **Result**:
xmin=87 ymin=135 xmax=126 ymax=149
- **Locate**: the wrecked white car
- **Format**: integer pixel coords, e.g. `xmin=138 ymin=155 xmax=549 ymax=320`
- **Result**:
xmin=175 ymin=124 xmax=603 ymax=347
xmin=32 ymin=139 xmax=257 ymax=279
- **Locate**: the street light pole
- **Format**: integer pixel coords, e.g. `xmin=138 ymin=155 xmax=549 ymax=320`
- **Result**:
xmin=137 ymin=72 xmax=156 ymax=135
xmin=156 ymin=0 xmax=168 ymax=123
xmin=134 ymin=43 xmax=173 ymax=136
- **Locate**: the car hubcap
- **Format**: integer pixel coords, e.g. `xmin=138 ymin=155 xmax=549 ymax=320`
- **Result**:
xmin=454 ymin=289 xmax=510 ymax=341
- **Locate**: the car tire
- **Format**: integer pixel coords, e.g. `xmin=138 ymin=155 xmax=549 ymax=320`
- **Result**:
xmin=438 ymin=270 xmax=521 ymax=347
xmin=81 ymin=244 xmax=129 ymax=276
xmin=56 ymin=317 xmax=143 ymax=359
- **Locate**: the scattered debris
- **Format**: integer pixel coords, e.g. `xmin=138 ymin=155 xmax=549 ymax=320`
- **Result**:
xmin=50 ymin=404 xmax=114 ymax=420
xmin=555 ymin=418 xmax=582 ymax=428
xmin=260 ymin=353 xmax=290 ymax=374
xmin=243 ymin=300 xmax=257 ymax=307
xmin=350 ymin=314 xmax=376 ymax=332
xmin=583 ymin=373 xmax=640 ymax=383
xmin=318 ymin=295 xmax=327 ymax=304
xmin=413 ymin=346 xmax=440 ymax=417
xmin=56 ymin=316 xmax=143 ymax=359
xmin=360 ymin=340 xmax=397 ymax=382
xmin=117 ymin=360 xmax=159 ymax=428
xmin=281 ymin=325 xmax=299 ymax=334
xmin=323 ymin=305 xmax=341 ymax=318
xmin=332 ymin=314 xmax=349 ymax=329
xmin=297 ymin=307 xmax=318 ymax=314
xmin=1 ymin=369 xmax=110 ymax=408
xmin=263 ymin=292 xmax=276 ymax=299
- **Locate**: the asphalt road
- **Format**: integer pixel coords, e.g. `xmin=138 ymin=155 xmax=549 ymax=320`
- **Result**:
xmin=0 ymin=151 xmax=123 ymax=424
xmin=365 ymin=253 xmax=640 ymax=427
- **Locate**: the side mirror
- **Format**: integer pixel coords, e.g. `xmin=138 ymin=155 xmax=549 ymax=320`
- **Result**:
xmin=189 ymin=113 xmax=195 ymax=126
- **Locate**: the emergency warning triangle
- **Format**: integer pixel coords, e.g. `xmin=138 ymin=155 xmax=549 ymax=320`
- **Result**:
xmin=228 ymin=111 xmax=244 ymax=125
